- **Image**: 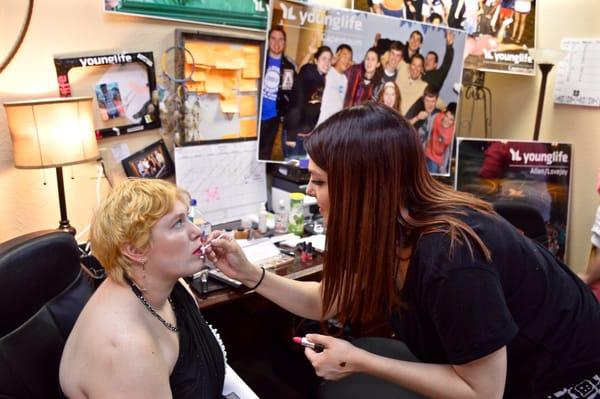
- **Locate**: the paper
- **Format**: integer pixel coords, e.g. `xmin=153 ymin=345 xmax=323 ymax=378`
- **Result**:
xmin=239 ymin=119 xmax=257 ymax=138
xmin=110 ymin=142 xmax=130 ymax=162
xmin=237 ymin=238 xmax=282 ymax=264
xmin=239 ymin=96 xmax=257 ymax=117
xmin=215 ymin=48 xmax=246 ymax=69
xmin=175 ymin=141 xmax=266 ymax=224
xmin=205 ymin=70 xmax=224 ymax=93
xmin=554 ymin=38 xmax=600 ymax=107
xmin=280 ymin=234 xmax=326 ymax=253
xmin=223 ymin=364 xmax=259 ymax=399
xmin=239 ymin=78 xmax=258 ymax=92
xmin=187 ymin=81 xmax=206 ymax=93
xmin=220 ymin=97 xmax=239 ymax=114
xmin=242 ymin=46 xmax=261 ymax=79
xmin=186 ymin=41 xmax=215 ymax=66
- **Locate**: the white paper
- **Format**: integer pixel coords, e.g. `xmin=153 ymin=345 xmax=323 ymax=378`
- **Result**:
xmin=554 ymin=38 xmax=600 ymax=107
xmin=223 ymin=364 xmax=259 ymax=399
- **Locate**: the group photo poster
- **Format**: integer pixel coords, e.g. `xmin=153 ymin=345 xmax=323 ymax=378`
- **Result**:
xmin=356 ymin=0 xmax=536 ymax=75
xmin=455 ymin=138 xmax=572 ymax=260
xmin=259 ymin=0 xmax=467 ymax=177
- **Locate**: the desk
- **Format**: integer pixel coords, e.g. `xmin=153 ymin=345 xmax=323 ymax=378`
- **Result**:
xmin=191 ymin=257 xmax=324 ymax=399
xmin=191 ymin=256 xmax=392 ymax=399
xmin=192 ymin=257 xmax=323 ymax=310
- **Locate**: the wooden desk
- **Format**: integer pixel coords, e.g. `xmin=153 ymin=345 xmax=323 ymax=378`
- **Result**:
xmin=192 ymin=257 xmax=323 ymax=310
xmin=191 ymin=257 xmax=324 ymax=399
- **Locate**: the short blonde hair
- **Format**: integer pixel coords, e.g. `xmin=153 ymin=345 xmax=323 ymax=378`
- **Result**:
xmin=90 ymin=179 xmax=190 ymax=284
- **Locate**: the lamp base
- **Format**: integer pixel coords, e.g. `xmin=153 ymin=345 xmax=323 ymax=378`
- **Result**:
xmin=58 ymin=221 xmax=76 ymax=235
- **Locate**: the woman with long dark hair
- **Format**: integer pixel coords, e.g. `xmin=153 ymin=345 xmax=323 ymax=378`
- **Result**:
xmin=208 ymin=103 xmax=600 ymax=398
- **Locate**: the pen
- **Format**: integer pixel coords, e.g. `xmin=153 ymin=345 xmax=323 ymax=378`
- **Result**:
xmin=293 ymin=336 xmax=324 ymax=353
xmin=201 ymin=232 xmax=228 ymax=254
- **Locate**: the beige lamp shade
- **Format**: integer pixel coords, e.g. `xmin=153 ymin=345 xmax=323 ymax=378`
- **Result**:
xmin=4 ymin=97 xmax=99 ymax=169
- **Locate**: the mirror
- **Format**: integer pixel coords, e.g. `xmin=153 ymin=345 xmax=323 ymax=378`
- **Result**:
xmin=0 ymin=0 xmax=34 ymax=74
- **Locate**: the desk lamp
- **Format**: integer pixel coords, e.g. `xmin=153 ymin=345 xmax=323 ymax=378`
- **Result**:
xmin=527 ymin=48 xmax=566 ymax=141
xmin=4 ymin=97 xmax=99 ymax=234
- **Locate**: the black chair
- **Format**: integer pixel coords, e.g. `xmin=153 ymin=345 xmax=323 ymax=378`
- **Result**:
xmin=493 ymin=199 xmax=548 ymax=247
xmin=0 ymin=230 xmax=94 ymax=399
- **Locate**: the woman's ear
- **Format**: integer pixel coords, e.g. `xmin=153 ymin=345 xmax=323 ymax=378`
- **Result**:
xmin=120 ymin=242 xmax=146 ymax=265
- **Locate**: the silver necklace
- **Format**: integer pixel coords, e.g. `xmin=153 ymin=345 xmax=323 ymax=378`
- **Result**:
xmin=130 ymin=282 xmax=179 ymax=332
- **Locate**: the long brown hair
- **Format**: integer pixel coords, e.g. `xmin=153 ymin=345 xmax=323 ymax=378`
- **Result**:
xmin=304 ymin=102 xmax=493 ymax=326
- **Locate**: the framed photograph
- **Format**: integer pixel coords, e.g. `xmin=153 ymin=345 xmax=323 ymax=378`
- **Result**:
xmin=54 ymin=51 xmax=160 ymax=139
xmin=175 ymin=29 xmax=265 ymax=144
xmin=121 ymin=139 xmax=175 ymax=179
xmin=104 ymin=0 xmax=269 ymax=31
xmin=355 ymin=0 xmax=537 ymax=75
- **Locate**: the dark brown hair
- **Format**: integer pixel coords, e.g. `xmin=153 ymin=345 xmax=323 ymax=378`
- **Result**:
xmin=304 ymin=102 xmax=493 ymax=325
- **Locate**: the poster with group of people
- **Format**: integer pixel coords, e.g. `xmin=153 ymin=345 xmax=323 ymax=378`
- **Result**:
xmin=455 ymin=138 xmax=572 ymax=260
xmin=258 ymin=0 xmax=467 ymax=176
xmin=357 ymin=0 xmax=536 ymax=75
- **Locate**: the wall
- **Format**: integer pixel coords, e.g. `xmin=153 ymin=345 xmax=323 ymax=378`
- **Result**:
xmin=1 ymin=0 xmax=599 ymax=272
xmin=478 ymin=0 xmax=600 ymax=272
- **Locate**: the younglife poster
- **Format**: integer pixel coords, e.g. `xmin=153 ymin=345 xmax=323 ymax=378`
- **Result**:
xmin=356 ymin=0 xmax=536 ymax=75
xmin=456 ymin=138 xmax=572 ymax=260
xmin=259 ymin=0 xmax=466 ymax=177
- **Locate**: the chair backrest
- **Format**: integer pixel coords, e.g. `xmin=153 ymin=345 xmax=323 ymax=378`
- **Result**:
xmin=0 ymin=230 xmax=94 ymax=399
xmin=493 ymin=200 xmax=549 ymax=247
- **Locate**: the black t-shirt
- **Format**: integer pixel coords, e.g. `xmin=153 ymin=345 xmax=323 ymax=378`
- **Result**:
xmin=390 ymin=210 xmax=600 ymax=398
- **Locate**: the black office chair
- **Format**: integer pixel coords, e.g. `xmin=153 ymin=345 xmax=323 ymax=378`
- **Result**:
xmin=493 ymin=199 xmax=549 ymax=247
xmin=0 ymin=230 xmax=94 ymax=399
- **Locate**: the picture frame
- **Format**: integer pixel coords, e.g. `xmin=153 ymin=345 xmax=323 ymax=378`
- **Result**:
xmin=104 ymin=0 xmax=269 ymax=31
xmin=174 ymin=29 xmax=265 ymax=144
xmin=121 ymin=139 xmax=175 ymax=179
xmin=54 ymin=51 xmax=160 ymax=139
xmin=455 ymin=138 xmax=572 ymax=260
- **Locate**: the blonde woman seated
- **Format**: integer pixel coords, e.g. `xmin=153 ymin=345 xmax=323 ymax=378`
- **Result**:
xmin=377 ymin=81 xmax=402 ymax=113
xmin=60 ymin=179 xmax=227 ymax=398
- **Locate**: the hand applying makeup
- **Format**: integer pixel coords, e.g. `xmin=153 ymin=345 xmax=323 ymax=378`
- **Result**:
xmin=301 ymin=334 xmax=359 ymax=381
xmin=203 ymin=230 xmax=260 ymax=287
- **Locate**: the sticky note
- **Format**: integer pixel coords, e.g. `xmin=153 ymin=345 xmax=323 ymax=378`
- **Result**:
xmin=239 ymin=118 xmax=257 ymax=137
xmin=239 ymin=95 xmax=257 ymax=117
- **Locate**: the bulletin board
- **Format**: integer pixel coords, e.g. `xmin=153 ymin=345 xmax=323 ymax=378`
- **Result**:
xmin=175 ymin=29 xmax=264 ymax=144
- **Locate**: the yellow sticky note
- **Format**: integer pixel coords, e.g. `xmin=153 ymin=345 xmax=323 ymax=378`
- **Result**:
xmin=242 ymin=45 xmax=261 ymax=79
xmin=184 ymin=64 xmax=208 ymax=82
xmin=239 ymin=118 xmax=257 ymax=138
xmin=186 ymin=81 xmax=206 ymax=93
xmin=239 ymin=95 xmax=257 ymax=118
xmin=185 ymin=41 xmax=215 ymax=66
xmin=215 ymin=48 xmax=246 ymax=69
xmin=221 ymin=132 xmax=240 ymax=140
xmin=239 ymin=78 xmax=257 ymax=91
xmin=205 ymin=69 xmax=224 ymax=93
xmin=220 ymin=97 xmax=239 ymax=114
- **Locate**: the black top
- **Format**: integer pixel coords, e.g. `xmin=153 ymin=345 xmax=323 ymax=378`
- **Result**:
xmin=169 ymin=283 xmax=225 ymax=399
xmin=284 ymin=63 xmax=326 ymax=141
xmin=391 ymin=210 xmax=600 ymax=398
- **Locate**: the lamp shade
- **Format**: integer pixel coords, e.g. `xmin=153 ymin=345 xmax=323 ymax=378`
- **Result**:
xmin=4 ymin=97 xmax=99 ymax=169
xmin=528 ymin=48 xmax=566 ymax=65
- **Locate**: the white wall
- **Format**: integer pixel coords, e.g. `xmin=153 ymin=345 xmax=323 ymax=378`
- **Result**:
xmin=1 ymin=0 xmax=599 ymax=272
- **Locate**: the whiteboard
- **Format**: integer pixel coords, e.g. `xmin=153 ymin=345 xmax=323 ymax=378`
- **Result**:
xmin=175 ymin=141 xmax=267 ymax=224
